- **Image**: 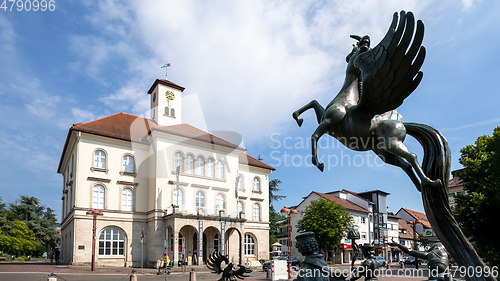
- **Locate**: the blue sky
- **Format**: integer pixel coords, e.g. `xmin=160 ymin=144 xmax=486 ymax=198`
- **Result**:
xmin=1 ymin=0 xmax=499 ymax=221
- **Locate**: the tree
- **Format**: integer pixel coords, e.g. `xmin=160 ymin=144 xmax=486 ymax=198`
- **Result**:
xmin=297 ymin=198 xmax=353 ymax=261
xmin=9 ymin=196 xmax=60 ymax=253
xmin=0 ymin=197 xmax=44 ymax=257
xmin=269 ymin=179 xmax=285 ymax=247
xmin=453 ymin=126 xmax=500 ymax=266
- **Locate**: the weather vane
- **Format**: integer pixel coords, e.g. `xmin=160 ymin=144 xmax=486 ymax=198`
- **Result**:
xmin=161 ymin=60 xmax=171 ymax=79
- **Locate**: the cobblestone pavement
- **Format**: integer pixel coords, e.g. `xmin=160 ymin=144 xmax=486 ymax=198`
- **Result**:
xmin=1 ymin=262 xmax=466 ymax=281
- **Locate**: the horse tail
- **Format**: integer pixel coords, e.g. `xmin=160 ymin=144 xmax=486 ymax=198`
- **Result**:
xmin=404 ymin=122 xmax=494 ymax=281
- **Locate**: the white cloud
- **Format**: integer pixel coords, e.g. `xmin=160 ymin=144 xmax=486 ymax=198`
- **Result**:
xmin=71 ymin=0 xmax=433 ymax=142
xmin=71 ymin=107 xmax=96 ymax=123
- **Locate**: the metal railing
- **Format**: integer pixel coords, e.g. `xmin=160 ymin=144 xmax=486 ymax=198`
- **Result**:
xmin=165 ymin=205 xmax=244 ymax=218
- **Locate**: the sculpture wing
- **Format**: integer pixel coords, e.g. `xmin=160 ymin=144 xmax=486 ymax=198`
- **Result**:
xmin=206 ymin=252 xmax=229 ymax=275
xmin=232 ymin=264 xmax=253 ymax=279
xmin=355 ymin=11 xmax=425 ymax=115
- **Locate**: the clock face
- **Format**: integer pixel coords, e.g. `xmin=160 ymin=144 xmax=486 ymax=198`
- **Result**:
xmin=166 ymin=91 xmax=175 ymax=100
xmin=153 ymin=92 xmax=157 ymax=102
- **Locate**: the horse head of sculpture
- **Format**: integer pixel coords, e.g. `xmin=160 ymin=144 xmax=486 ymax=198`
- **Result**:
xmin=345 ymin=35 xmax=370 ymax=76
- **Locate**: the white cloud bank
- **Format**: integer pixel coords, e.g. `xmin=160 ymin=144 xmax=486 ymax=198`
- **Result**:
xmin=71 ymin=0 xmax=439 ymax=142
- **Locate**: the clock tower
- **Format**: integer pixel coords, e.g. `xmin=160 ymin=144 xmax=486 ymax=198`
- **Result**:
xmin=147 ymin=79 xmax=185 ymax=126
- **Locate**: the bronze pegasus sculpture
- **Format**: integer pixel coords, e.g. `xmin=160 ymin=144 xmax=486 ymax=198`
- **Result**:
xmin=293 ymin=11 xmax=433 ymax=190
xmin=293 ymin=11 xmax=495 ymax=281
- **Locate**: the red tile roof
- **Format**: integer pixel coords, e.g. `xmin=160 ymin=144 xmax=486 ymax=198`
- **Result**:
xmin=58 ymin=112 xmax=274 ymax=172
xmin=398 ymin=220 xmax=414 ymax=240
xmin=400 ymin=207 xmax=431 ymax=228
xmin=239 ymin=153 xmax=275 ymax=171
xmin=448 ymin=175 xmax=463 ymax=188
xmin=312 ymin=192 xmax=370 ymax=213
xmin=147 ymin=79 xmax=185 ymax=93
xmin=387 ymin=212 xmax=401 ymax=219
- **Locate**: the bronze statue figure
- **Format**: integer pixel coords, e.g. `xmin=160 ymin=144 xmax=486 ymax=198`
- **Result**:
xmin=206 ymin=252 xmax=252 ymax=281
xmin=293 ymin=11 xmax=435 ymax=189
xmin=293 ymin=11 xmax=496 ymax=281
xmin=294 ymin=232 xmax=346 ymax=281
xmin=351 ymin=245 xmax=380 ymax=281
xmin=390 ymin=241 xmax=451 ymax=280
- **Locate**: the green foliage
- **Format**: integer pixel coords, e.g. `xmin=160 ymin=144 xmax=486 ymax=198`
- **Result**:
xmin=0 ymin=196 xmax=59 ymax=256
xmin=8 ymin=196 xmax=60 ymax=253
xmin=0 ymin=219 xmax=44 ymax=257
xmin=268 ymin=179 xmax=285 ymax=248
xmin=297 ymin=198 xmax=353 ymax=258
xmin=453 ymin=126 xmax=500 ymax=266
xmin=269 ymin=179 xmax=286 ymax=203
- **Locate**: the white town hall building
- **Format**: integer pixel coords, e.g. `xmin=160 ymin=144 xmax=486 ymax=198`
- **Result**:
xmin=57 ymin=78 xmax=274 ymax=267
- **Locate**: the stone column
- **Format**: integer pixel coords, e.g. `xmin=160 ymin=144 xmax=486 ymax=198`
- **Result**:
xmin=173 ymin=226 xmax=179 ymax=265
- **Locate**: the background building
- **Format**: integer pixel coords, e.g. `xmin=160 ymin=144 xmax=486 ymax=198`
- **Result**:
xmin=448 ymin=169 xmax=465 ymax=206
xmin=58 ymin=79 xmax=274 ymax=267
xmin=288 ymin=190 xmax=372 ymax=264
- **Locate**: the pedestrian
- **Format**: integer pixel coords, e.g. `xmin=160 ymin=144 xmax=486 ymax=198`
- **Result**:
xmin=54 ymin=247 xmax=60 ymax=265
xmin=49 ymin=250 xmax=54 ymax=264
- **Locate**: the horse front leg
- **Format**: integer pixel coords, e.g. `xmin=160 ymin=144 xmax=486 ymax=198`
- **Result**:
xmin=292 ymin=100 xmax=325 ymax=127
xmin=311 ymin=121 xmax=330 ymax=172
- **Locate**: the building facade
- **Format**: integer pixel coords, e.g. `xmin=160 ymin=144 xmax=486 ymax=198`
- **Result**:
xmin=57 ymin=79 xmax=274 ymax=267
xmin=288 ymin=191 xmax=372 ymax=264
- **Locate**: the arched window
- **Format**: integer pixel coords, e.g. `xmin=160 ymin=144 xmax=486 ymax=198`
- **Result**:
xmin=237 ymin=174 xmax=244 ymax=190
xmin=214 ymin=234 xmax=219 ymax=253
xmin=165 ymin=107 xmax=169 ymax=116
xmin=195 ymin=191 xmax=205 ymax=210
xmin=185 ymin=154 xmax=194 ymax=174
xmin=93 ymin=150 xmax=106 ymax=169
xmin=174 ymin=152 xmax=184 ymax=172
xmin=215 ymin=194 xmax=225 ymax=213
xmin=244 ymin=234 xmax=255 ymax=256
xmin=171 ymin=108 xmax=175 ymax=117
xmin=98 ymin=228 xmax=125 ymax=256
xmin=216 ymin=160 xmax=224 ymax=179
xmin=253 ymin=203 xmax=260 ymax=221
xmin=196 ymin=156 xmax=205 ymax=176
xmin=173 ymin=188 xmax=183 ymax=208
xmin=207 ymin=158 xmax=215 ymax=177
xmin=93 ymin=185 xmax=105 ymax=209
xmin=121 ymin=188 xmax=133 ymax=211
xmin=122 ymin=155 xmax=134 ymax=174
xmin=253 ymin=177 xmax=261 ymax=192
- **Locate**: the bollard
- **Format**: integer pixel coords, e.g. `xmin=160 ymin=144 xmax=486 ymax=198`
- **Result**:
xmin=130 ymin=269 xmax=137 ymax=281
xmin=189 ymin=268 xmax=196 ymax=281
xmin=267 ymin=268 xmax=271 ymax=279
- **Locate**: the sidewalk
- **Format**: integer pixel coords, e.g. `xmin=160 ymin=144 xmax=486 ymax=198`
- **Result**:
xmin=1 ymin=261 xmax=454 ymax=281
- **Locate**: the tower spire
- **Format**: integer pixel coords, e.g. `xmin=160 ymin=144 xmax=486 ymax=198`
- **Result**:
xmin=161 ymin=60 xmax=171 ymax=79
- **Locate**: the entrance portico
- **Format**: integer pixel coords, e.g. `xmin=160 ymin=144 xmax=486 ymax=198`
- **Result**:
xmin=164 ymin=212 xmax=246 ymax=265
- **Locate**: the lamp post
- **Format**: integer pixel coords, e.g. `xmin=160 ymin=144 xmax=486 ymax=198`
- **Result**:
xmin=280 ymin=207 xmax=298 ymax=280
xmin=407 ymin=220 xmax=421 ymax=269
xmin=86 ymin=209 xmax=103 ymax=271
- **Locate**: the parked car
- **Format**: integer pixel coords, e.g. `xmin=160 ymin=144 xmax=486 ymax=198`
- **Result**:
xmin=280 ymin=256 xmax=301 ymax=267
xmin=375 ymin=256 xmax=386 ymax=266
xmin=403 ymin=257 xmax=422 ymax=265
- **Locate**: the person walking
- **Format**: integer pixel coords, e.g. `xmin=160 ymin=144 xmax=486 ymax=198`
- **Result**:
xmin=54 ymin=247 xmax=60 ymax=265
xmin=49 ymin=250 xmax=54 ymax=264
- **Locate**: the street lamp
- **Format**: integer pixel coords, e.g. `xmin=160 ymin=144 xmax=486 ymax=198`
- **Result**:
xmin=280 ymin=207 xmax=298 ymax=280
xmin=407 ymin=219 xmax=421 ymax=270
xmin=86 ymin=209 xmax=104 ymax=271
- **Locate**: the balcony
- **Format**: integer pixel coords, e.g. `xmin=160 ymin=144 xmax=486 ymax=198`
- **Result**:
xmin=164 ymin=205 xmax=244 ymax=219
